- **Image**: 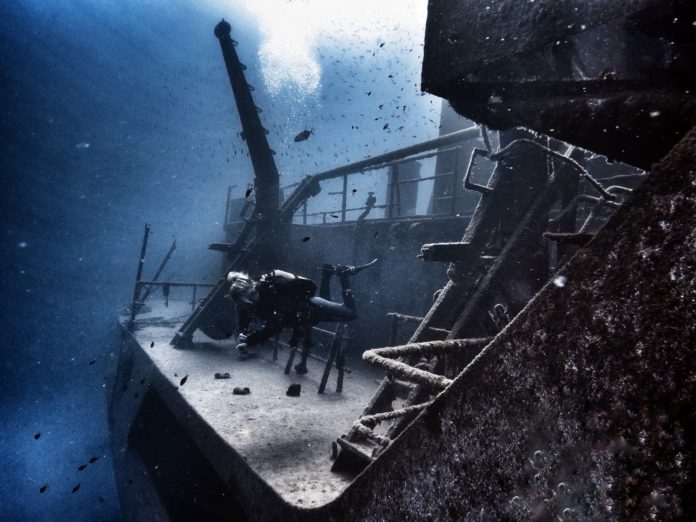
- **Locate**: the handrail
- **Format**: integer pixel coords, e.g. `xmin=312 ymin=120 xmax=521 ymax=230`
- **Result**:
xmin=312 ymin=126 xmax=479 ymax=183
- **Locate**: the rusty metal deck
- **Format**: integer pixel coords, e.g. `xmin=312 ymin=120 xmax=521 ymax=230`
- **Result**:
xmin=112 ymin=299 xmax=382 ymax=514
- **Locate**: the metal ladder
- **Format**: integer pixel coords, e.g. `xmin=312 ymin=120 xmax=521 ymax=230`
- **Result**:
xmin=332 ymin=131 xmax=637 ymax=473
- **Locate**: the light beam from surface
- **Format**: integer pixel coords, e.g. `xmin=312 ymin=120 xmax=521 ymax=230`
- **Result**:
xmin=205 ymin=0 xmax=429 ymax=99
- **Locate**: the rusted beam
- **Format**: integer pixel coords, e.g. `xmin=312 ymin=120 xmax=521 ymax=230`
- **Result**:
xmin=137 ymin=239 xmax=176 ymax=312
xmin=215 ymin=20 xmax=282 ymax=269
xmin=363 ymin=339 xmax=491 ymax=390
xmin=419 ymin=242 xmax=472 ymax=262
xmin=352 ymin=402 xmax=434 ymax=446
xmin=128 ymin=223 xmax=151 ymax=330
xmin=543 ymin=231 xmax=595 ymax=245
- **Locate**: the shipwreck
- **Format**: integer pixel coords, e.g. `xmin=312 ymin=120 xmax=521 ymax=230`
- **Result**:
xmin=111 ymin=1 xmax=696 ymax=520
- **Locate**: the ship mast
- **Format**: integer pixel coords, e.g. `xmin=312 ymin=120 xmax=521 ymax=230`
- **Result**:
xmin=214 ymin=19 xmax=283 ymax=270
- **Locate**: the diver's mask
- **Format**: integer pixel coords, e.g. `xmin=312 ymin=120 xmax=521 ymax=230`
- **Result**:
xmin=226 ymin=272 xmax=257 ymax=306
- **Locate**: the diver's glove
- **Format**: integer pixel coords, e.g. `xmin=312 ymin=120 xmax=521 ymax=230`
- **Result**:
xmin=236 ymin=342 xmax=249 ymax=360
xmin=236 ymin=333 xmax=248 ymax=357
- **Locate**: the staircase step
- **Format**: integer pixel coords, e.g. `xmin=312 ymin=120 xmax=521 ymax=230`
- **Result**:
xmin=330 ymin=436 xmax=376 ymax=475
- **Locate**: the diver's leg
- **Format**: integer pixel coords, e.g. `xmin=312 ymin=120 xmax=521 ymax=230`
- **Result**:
xmin=295 ymin=327 xmax=311 ymax=375
xmin=309 ymin=272 xmax=358 ymax=323
xmin=337 ymin=271 xmax=356 ymax=314
xmin=319 ymin=264 xmax=334 ymax=300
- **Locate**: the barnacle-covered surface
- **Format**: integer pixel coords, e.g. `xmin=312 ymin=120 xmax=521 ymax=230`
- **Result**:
xmin=309 ymin=127 xmax=696 ymax=520
xmin=422 ymin=0 xmax=696 ymax=169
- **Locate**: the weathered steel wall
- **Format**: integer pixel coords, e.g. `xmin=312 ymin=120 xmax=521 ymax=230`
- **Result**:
xmin=310 ymin=127 xmax=696 ymax=520
xmin=422 ymin=0 xmax=696 ymax=169
xmin=283 ymin=217 xmax=469 ymax=350
xmin=423 ymin=0 xmax=661 ymax=80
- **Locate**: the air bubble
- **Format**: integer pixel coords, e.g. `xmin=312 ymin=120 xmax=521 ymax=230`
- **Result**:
xmin=553 ymin=275 xmax=567 ymax=288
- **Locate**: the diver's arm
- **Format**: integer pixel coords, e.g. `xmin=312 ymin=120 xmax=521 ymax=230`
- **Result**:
xmin=245 ymin=321 xmax=280 ymax=346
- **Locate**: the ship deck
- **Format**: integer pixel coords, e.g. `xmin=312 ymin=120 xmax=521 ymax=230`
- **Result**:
xmin=115 ymin=298 xmax=383 ymax=511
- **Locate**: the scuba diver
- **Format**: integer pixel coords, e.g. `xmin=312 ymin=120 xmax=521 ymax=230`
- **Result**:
xmin=227 ymin=259 xmax=377 ymax=374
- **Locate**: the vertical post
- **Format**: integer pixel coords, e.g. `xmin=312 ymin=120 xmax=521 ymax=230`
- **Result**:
xmin=394 ymin=164 xmax=402 ymax=217
xmin=129 ymin=223 xmax=151 ymax=330
xmin=341 ymin=174 xmax=348 ymax=222
xmin=389 ymin=314 xmax=399 ymax=346
xmin=224 ymin=186 xmax=232 ymax=226
xmin=450 ymin=148 xmax=460 ymax=215
xmin=138 ymin=239 xmax=176 ymax=311
xmin=284 ymin=345 xmax=298 ymax=375
xmin=273 ymin=333 xmax=279 ymax=361
xmin=336 ymin=325 xmax=349 ymax=393
xmin=319 ymin=326 xmax=341 ymax=394
xmin=303 ymin=200 xmax=307 ymax=225
xmin=387 ymin=167 xmax=395 ymax=218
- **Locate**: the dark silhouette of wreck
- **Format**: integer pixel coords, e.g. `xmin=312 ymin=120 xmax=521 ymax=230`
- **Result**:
xmin=112 ymin=2 xmax=696 ymax=520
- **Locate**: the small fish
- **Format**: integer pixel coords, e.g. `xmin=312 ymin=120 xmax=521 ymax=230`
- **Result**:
xmin=352 ymin=188 xmax=357 ymax=193
xmin=78 ymin=464 xmax=87 ymax=471
xmin=374 ymin=231 xmax=379 ymax=238
xmin=150 ymin=341 xmax=154 ymax=348
xmin=71 ymin=484 xmax=80 ymax=494
xmin=302 ymin=236 xmax=311 ymax=242
xmin=383 ymin=123 xmax=389 ymax=130
xmin=245 ymin=187 xmax=253 ymax=198
xmin=88 ymin=360 xmax=95 ymax=365
xmin=293 ymin=130 xmax=312 ymax=142
xmin=366 ymin=91 xmax=372 ymax=96
xmin=180 ymin=375 xmax=188 ymax=386
xmin=89 ymin=457 xmax=99 ymax=464
xmin=329 ymin=214 xmax=339 ymax=218
xmin=39 ymin=485 xmax=48 ymax=494
xmin=34 ymin=432 xmax=40 ymax=440
xmin=379 ymin=42 xmax=385 ymax=48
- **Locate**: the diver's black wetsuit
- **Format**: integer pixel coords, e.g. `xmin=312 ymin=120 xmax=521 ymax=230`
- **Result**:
xmin=237 ymin=267 xmax=357 ymax=350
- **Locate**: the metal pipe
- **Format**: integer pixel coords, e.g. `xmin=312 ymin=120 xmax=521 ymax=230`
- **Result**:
xmin=450 ymin=147 xmax=460 ymax=214
xmin=341 ymin=174 xmax=348 ymax=222
xmin=128 ymin=223 xmax=151 ymax=330
xmin=224 ymin=186 xmax=232 ymax=225
xmin=362 ymin=351 xmax=452 ymax=390
xmin=362 ymin=338 xmax=491 ymax=391
xmin=489 ymin=138 xmax=616 ymax=201
xmin=311 ymin=126 xmax=479 ymax=183
xmin=137 ymin=281 xmax=216 ymax=288
xmin=215 ymin=20 xmax=280 ymax=216
xmin=463 ymin=148 xmax=493 ymax=195
xmin=138 ymin=239 xmax=177 ymax=307
xmin=365 ymin=338 xmax=491 ymax=359
xmin=353 ymin=401 xmax=433 ymax=446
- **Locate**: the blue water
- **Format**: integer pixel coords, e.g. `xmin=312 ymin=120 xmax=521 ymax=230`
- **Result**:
xmin=0 ymin=0 xmax=440 ymax=519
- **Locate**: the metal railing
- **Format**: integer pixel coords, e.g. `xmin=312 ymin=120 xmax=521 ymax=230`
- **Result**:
xmin=223 ymin=126 xmax=481 ymax=227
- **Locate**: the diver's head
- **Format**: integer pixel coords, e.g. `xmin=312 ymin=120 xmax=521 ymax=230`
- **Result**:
xmin=226 ymin=271 xmax=257 ymax=305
